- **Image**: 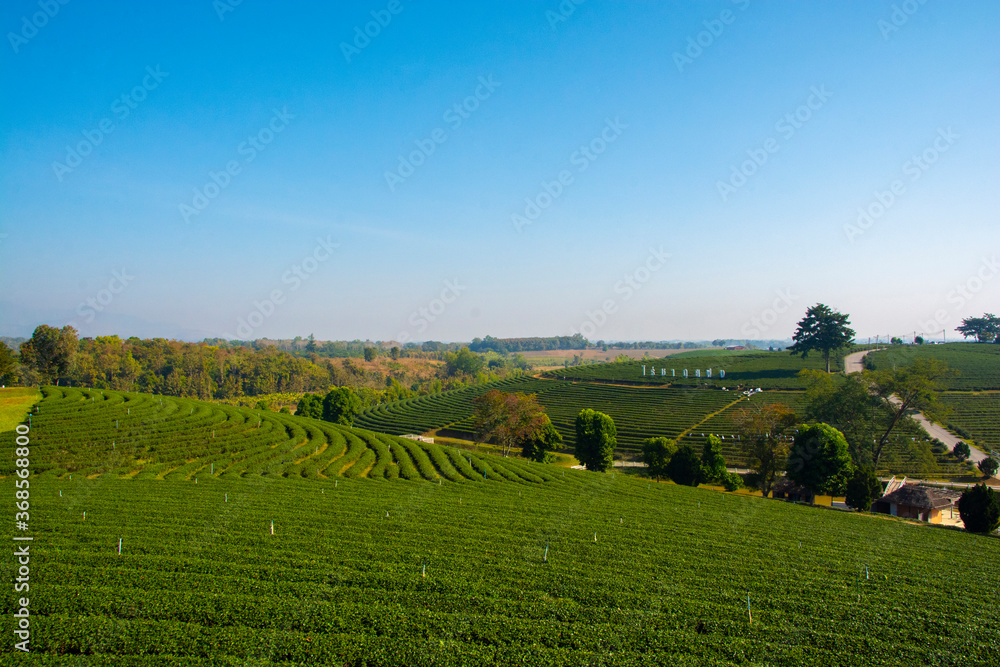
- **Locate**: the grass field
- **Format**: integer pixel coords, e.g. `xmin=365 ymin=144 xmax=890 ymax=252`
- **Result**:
xmin=2 ymin=384 xmax=998 ymax=665
xmin=0 ymin=386 xmax=40 ymax=433
xmin=865 ymin=343 xmax=1000 ymax=391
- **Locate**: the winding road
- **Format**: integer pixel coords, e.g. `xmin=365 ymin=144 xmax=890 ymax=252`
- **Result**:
xmin=843 ymin=349 xmax=996 ymax=477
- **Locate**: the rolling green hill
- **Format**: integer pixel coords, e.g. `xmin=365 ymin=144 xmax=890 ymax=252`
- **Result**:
xmin=539 ymin=350 xmax=837 ymax=389
xmin=1 ymin=387 xmax=998 ymax=665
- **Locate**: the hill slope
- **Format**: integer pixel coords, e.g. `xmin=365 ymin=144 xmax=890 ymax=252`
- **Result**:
xmin=1 ymin=388 xmax=998 ymax=665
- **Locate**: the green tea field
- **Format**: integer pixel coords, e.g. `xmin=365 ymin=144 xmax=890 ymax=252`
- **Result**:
xmin=2 ymin=387 xmax=998 ymax=665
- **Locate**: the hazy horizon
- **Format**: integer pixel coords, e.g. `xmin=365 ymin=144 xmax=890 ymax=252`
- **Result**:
xmin=2 ymin=1 xmax=997 ymax=343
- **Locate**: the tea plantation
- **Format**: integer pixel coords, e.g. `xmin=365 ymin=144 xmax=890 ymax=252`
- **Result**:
xmin=2 ymin=387 xmax=999 ymax=665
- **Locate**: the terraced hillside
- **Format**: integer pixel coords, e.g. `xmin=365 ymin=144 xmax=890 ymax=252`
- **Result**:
xmin=865 ymin=343 xmax=1000 ymax=391
xmin=1 ymin=387 xmax=555 ymax=484
xmin=940 ymin=392 xmax=1000 ymax=458
xmin=539 ymin=350 xmax=836 ymax=389
xmin=2 ymin=385 xmax=998 ymax=665
xmin=357 ymin=377 xmax=737 ymax=453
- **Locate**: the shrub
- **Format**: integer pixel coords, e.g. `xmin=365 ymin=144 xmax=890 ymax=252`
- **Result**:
xmin=667 ymin=445 xmax=701 ymax=487
xmin=958 ymin=484 xmax=1000 ymax=534
xmin=978 ymin=457 xmax=999 ymax=477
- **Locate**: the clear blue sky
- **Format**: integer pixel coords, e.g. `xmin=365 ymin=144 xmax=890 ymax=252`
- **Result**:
xmin=2 ymin=0 xmax=997 ymax=344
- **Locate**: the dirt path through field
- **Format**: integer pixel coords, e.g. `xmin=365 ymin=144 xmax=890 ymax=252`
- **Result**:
xmin=844 ymin=349 xmax=996 ymax=478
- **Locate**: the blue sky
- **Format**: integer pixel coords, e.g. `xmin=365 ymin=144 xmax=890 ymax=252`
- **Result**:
xmin=1 ymin=0 xmax=998 ymax=344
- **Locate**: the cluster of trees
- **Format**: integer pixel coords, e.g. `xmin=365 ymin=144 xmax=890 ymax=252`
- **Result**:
xmin=471 ymin=389 xmax=561 ymax=462
xmin=955 ymin=313 xmax=1000 ymax=343
xmin=469 ymin=335 xmax=587 ymax=354
xmin=296 ymin=387 xmax=364 ymax=425
xmin=3 ymin=325 xmax=533 ymax=402
xmin=731 ymin=360 xmax=963 ymax=513
xmin=641 ymin=435 xmax=742 ymax=490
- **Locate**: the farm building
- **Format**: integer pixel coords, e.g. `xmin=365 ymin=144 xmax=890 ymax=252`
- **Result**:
xmin=871 ymin=485 xmax=961 ymax=523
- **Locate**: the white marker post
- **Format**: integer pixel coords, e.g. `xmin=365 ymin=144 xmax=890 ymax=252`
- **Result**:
xmin=270 ymin=520 xmax=274 ymax=535
xmin=118 ymin=538 xmax=122 ymax=555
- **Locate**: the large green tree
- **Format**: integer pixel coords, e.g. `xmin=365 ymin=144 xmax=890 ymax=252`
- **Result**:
xmin=666 ymin=444 xmax=702 ymax=486
xmin=445 ymin=347 xmax=484 ymax=376
xmin=844 ymin=467 xmax=882 ymax=512
xmin=521 ymin=415 xmax=562 ymax=463
xmin=733 ymin=402 xmax=797 ymax=498
xmin=787 ymin=303 xmax=855 ymax=373
xmin=473 ymin=389 xmax=549 ymax=457
xmin=322 ymin=386 xmax=362 ymax=425
xmin=641 ymin=436 xmax=676 ymax=482
xmin=0 ymin=343 xmax=19 ymax=385
xmin=295 ymin=393 xmax=323 ymax=419
xmin=955 ymin=314 xmax=999 ymax=343
xmin=19 ymin=324 xmax=78 ymax=384
xmin=700 ymin=435 xmax=727 ymax=483
xmin=574 ymin=409 xmax=616 ymax=472
xmin=786 ymin=423 xmax=853 ymax=498
xmin=957 ymin=484 xmax=1000 ymax=534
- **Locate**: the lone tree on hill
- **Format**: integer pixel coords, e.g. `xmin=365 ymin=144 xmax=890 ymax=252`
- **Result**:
xmin=641 ymin=437 xmax=677 ymax=482
xmin=473 ymin=389 xmax=549 ymax=458
xmin=979 ymin=457 xmax=999 ymax=478
xmin=575 ymin=409 xmax=616 ymax=472
xmin=733 ymin=402 xmax=798 ymax=498
xmin=955 ymin=313 xmax=999 ymax=343
xmin=787 ymin=303 xmax=855 ymax=373
xmin=786 ymin=423 xmax=853 ymax=499
xmin=957 ymin=484 xmax=1000 ymax=534
xmin=666 ymin=444 xmax=702 ymax=486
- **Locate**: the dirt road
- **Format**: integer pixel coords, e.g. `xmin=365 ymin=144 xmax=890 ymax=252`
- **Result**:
xmin=844 ymin=348 xmax=996 ymax=478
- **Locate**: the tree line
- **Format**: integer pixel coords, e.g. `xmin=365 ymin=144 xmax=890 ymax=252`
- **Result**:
xmin=0 ymin=325 xmax=530 ymax=402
